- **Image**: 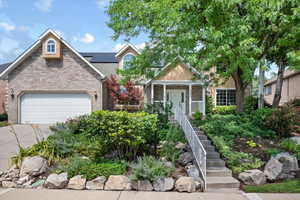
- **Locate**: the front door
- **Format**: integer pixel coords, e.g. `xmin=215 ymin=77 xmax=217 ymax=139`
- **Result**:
xmin=167 ymin=89 xmax=186 ymax=114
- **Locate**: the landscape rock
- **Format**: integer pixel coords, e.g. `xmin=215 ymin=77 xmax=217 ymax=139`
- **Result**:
xmin=193 ymin=177 xmax=204 ymax=191
xmin=86 ymin=176 xmax=106 ymax=190
xmin=20 ymin=156 xmax=48 ymax=177
xmin=163 ymin=161 xmax=174 ymax=168
xmin=67 ymin=175 xmax=86 ymax=190
xmin=16 ymin=175 xmax=30 ymax=185
xmin=274 ymin=152 xmax=299 ymax=173
xmin=290 ymin=137 xmax=300 ymax=145
xmin=172 ymin=167 xmax=187 ymax=179
xmin=1 ymin=181 xmax=17 ymax=188
xmin=186 ymin=165 xmax=200 ymax=178
xmin=264 ymin=158 xmax=283 ymax=181
xmin=178 ymin=152 xmax=193 ymax=166
xmin=131 ymin=180 xmax=153 ymax=191
xmin=238 ymin=169 xmax=266 ymax=185
xmin=153 ymin=177 xmax=174 ymax=192
xmin=104 ymin=175 xmax=131 ymax=191
xmin=175 ymin=177 xmax=197 ymax=193
xmin=175 ymin=142 xmax=187 ymax=150
xmin=44 ymin=173 xmax=68 ymax=189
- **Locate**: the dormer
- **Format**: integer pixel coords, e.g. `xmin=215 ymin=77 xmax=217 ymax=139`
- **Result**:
xmin=115 ymin=44 xmax=140 ymax=70
xmin=42 ymin=33 xmax=61 ymax=59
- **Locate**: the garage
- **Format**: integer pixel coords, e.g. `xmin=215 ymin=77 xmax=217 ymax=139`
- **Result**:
xmin=20 ymin=93 xmax=92 ymax=124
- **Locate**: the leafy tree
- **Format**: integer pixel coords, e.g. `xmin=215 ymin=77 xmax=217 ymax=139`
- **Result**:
xmin=107 ymin=0 xmax=300 ymax=111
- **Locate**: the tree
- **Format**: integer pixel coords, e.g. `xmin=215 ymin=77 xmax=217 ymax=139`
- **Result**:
xmin=107 ymin=0 xmax=300 ymax=111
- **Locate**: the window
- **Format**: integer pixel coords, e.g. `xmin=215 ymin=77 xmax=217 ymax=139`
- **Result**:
xmin=46 ymin=39 xmax=56 ymax=54
xmin=264 ymin=85 xmax=272 ymax=95
xmin=123 ymin=53 xmax=135 ymax=70
xmin=216 ymin=89 xmax=236 ymax=106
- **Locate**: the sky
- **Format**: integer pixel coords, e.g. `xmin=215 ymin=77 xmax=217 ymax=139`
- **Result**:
xmin=0 ymin=0 xmax=148 ymax=64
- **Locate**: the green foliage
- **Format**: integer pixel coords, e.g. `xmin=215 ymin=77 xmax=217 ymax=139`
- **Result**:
xmin=56 ymin=156 xmax=127 ymax=180
xmin=212 ymin=106 xmax=236 ymax=115
xmin=290 ymin=98 xmax=300 ymax=107
xmin=205 ymin=96 xmax=214 ymax=114
xmin=244 ymin=96 xmax=258 ymax=113
xmin=250 ymin=108 xmax=274 ymax=130
xmin=244 ymin=179 xmax=300 ymax=193
xmin=0 ymin=121 xmax=7 ymax=127
xmin=211 ymin=136 xmax=263 ymax=173
xmin=144 ymin=102 xmax=173 ymax=130
xmin=79 ymin=110 xmax=158 ymax=160
xmin=0 ymin=113 xmax=7 ymax=121
xmin=130 ymin=156 xmax=174 ymax=182
xmin=280 ymin=139 xmax=300 ymax=160
xmin=192 ymin=112 xmax=203 ymax=121
xmin=265 ymin=148 xmax=282 ymax=157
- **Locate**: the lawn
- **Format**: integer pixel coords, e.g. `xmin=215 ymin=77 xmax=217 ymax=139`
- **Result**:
xmin=243 ymin=179 xmax=300 ymax=193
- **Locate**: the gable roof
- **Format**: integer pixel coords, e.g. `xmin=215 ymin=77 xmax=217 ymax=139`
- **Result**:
xmin=115 ymin=43 xmax=140 ymax=58
xmin=0 ymin=29 xmax=105 ymax=79
xmin=265 ymin=69 xmax=300 ymax=86
xmin=80 ymin=52 xmax=117 ymax=63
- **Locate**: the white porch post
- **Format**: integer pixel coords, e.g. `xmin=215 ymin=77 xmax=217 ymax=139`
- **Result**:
xmin=163 ymin=84 xmax=166 ymax=107
xmin=202 ymin=86 xmax=206 ymax=116
xmin=151 ymin=84 xmax=154 ymax=104
xmin=189 ymin=84 xmax=192 ymax=116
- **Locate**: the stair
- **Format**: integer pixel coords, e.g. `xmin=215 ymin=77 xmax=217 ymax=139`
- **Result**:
xmin=194 ymin=129 xmax=240 ymax=191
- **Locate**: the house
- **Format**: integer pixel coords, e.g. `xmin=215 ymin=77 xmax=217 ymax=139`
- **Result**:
xmin=0 ymin=29 xmax=237 ymax=124
xmin=264 ymin=69 xmax=300 ymax=105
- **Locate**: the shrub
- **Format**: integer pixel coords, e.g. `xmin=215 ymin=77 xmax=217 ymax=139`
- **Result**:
xmin=192 ymin=112 xmax=203 ymax=121
xmin=212 ymin=106 xmax=236 ymax=115
xmin=265 ymin=148 xmax=282 ymax=157
xmin=205 ymin=95 xmax=214 ymax=114
xmin=79 ymin=111 xmax=158 ymax=160
xmin=0 ymin=121 xmax=7 ymax=127
xmin=56 ymin=156 xmax=127 ymax=180
xmin=250 ymin=108 xmax=274 ymax=130
xmin=280 ymin=139 xmax=300 ymax=160
xmin=130 ymin=156 xmax=174 ymax=182
xmin=244 ymin=96 xmax=258 ymax=113
xmin=0 ymin=113 xmax=7 ymax=121
xmin=144 ymin=102 xmax=172 ymax=130
xmin=290 ymin=98 xmax=300 ymax=107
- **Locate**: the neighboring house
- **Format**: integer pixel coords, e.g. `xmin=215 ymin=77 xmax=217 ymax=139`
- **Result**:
xmin=264 ymin=69 xmax=300 ymax=105
xmin=0 ymin=29 xmax=237 ymax=124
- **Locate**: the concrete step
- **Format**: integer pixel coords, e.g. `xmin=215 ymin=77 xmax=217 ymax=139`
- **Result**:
xmin=204 ymin=145 xmax=215 ymax=151
xmin=198 ymin=134 xmax=208 ymax=140
xmin=206 ymin=152 xmax=220 ymax=159
xmin=206 ymin=159 xmax=226 ymax=168
xmin=201 ymin=140 xmax=211 ymax=146
xmin=206 ymin=176 xmax=240 ymax=189
xmin=207 ymin=168 xmax=232 ymax=177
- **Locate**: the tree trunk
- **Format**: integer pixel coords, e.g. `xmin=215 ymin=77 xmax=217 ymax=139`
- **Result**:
xmin=258 ymin=59 xmax=265 ymax=109
xmin=232 ymin=69 xmax=247 ymax=113
xmin=272 ymin=60 xmax=285 ymax=108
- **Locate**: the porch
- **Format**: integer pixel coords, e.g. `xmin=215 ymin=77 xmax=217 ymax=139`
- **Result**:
xmin=149 ymin=80 xmax=206 ymax=116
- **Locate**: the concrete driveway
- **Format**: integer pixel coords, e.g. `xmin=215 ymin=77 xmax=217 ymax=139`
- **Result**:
xmin=0 ymin=125 xmax=52 ymax=171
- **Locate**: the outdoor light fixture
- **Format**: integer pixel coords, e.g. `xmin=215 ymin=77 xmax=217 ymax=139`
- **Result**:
xmin=10 ymin=88 xmax=15 ymax=98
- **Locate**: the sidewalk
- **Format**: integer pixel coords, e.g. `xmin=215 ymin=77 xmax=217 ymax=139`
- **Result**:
xmin=0 ymin=189 xmax=299 ymax=200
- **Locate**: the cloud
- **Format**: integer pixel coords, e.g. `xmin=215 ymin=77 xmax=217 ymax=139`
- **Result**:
xmin=113 ymin=42 xmax=146 ymax=52
xmin=73 ymin=33 xmax=95 ymax=44
xmin=0 ymin=22 xmax=15 ymax=32
xmin=34 ymin=0 xmax=53 ymax=12
xmin=97 ymin=0 xmax=109 ymax=8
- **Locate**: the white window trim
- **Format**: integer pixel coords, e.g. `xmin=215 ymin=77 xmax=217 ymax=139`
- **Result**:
xmin=215 ymin=88 xmax=236 ymax=106
xmin=46 ymin=38 xmax=56 ymax=54
xmin=121 ymin=53 xmax=135 ymax=70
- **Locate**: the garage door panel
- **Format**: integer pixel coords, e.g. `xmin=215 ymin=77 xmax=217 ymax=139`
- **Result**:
xmin=21 ymin=93 xmax=91 ymax=124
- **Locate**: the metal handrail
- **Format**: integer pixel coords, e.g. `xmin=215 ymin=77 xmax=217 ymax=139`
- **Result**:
xmin=174 ymin=105 xmax=207 ymax=190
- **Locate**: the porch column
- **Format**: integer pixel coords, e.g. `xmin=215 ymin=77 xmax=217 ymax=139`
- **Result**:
xmin=189 ymin=84 xmax=192 ymax=116
xmin=151 ymin=84 xmax=154 ymax=104
xmin=202 ymin=86 xmax=206 ymax=115
xmin=163 ymin=84 xmax=166 ymax=107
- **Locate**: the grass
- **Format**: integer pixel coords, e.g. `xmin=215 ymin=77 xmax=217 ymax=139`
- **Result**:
xmin=243 ymin=179 xmax=300 ymax=193
xmin=0 ymin=121 xmax=8 ymax=127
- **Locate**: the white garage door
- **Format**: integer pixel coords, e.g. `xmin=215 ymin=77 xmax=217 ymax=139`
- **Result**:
xmin=21 ymin=93 xmax=91 ymax=124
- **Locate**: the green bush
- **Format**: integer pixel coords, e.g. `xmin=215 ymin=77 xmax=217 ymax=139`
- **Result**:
xmin=244 ymin=96 xmax=258 ymax=113
xmin=79 ymin=111 xmax=158 ymax=160
xmin=144 ymin=102 xmax=172 ymax=130
xmin=250 ymin=108 xmax=274 ymax=130
xmin=280 ymin=139 xmax=300 ymax=160
xmin=205 ymin=95 xmax=214 ymax=114
xmin=192 ymin=111 xmax=203 ymax=121
xmin=0 ymin=113 xmax=7 ymax=121
xmin=0 ymin=121 xmax=7 ymax=127
xmin=130 ymin=156 xmax=174 ymax=182
xmin=212 ymin=106 xmax=236 ymax=115
xmin=265 ymin=148 xmax=282 ymax=157
xmin=56 ymin=156 xmax=127 ymax=180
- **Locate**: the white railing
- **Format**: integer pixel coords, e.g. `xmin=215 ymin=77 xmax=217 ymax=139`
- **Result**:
xmin=174 ymin=105 xmax=207 ymax=190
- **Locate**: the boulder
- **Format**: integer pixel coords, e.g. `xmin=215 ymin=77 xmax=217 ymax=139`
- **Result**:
xmin=238 ymin=169 xmax=266 ymax=185
xmin=20 ymin=156 xmax=48 ymax=177
xmin=44 ymin=173 xmax=68 ymax=189
xmin=153 ymin=177 xmax=174 ymax=192
xmin=104 ymin=175 xmax=131 ymax=191
xmin=16 ymin=175 xmax=30 ymax=185
xmin=178 ymin=152 xmax=193 ymax=166
xmin=1 ymin=181 xmax=17 ymax=188
xmin=193 ymin=177 xmax=204 ymax=191
xmin=175 ymin=142 xmax=187 ymax=150
xmin=131 ymin=180 xmax=153 ymax=191
xmin=86 ymin=176 xmax=106 ymax=190
xmin=175 ymin=177 xmax=197 ymax=193
xmin=67 ymin=175 xmax=86 ymax=190
xmin=274 ymin=152 xmax=299 ymax=173
xmin=290 ymin=137 xmax=300 ymax=145
xmin=163 ymin=161 xmax=174 ymax=168
xmin=264 ymin=158 xmax=283 ymax=181
xmin=186 ymin=165 xmax=200 ymax=178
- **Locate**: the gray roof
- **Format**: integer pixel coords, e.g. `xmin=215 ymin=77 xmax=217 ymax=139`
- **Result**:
xmin=0 ymin=63 xmax=11 ymax=74
xmin=92 ymin=63 xmax=119 ymax=76
xmin=80 ymin=52 xmax=117 ymax=63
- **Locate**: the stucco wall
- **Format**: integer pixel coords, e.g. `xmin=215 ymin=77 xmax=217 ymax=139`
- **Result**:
xmin=0 ymin=80 xmax=7 ymax=114
xmin=7 ymin=43 xmax=103 ymax=123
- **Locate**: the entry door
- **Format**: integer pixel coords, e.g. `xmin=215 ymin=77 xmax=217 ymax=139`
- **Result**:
xmin=167 ymin=89 xmax=186 ymax=114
